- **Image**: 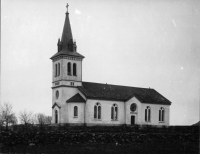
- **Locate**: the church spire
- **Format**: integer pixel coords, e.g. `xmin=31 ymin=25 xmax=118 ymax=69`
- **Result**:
xmin=60 ymin=3 xmax=73 ymax=51
xmin=51 ymin=4 xmax=85 ymax=60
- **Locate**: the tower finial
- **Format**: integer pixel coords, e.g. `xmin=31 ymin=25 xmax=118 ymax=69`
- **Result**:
xmin=66 ymin=3 xmax=69 ymax=13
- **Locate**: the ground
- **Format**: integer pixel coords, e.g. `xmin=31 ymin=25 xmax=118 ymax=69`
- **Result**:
xmin=0 ymin=125 xmax=199 ymax=153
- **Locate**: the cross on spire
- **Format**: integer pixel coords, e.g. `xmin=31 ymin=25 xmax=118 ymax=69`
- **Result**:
xmin=66 ymin=3 xmax=69 ymax=13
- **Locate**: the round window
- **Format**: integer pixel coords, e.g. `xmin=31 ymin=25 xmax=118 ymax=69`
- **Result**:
xmin=56 ymin=90 xmax=59 ymax=99
xmin=130 ymin=103 xmax=137 ymax=112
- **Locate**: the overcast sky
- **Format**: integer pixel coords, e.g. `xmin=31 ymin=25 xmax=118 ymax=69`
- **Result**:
xmin=1 ymin=0 xmax=200 ymax=125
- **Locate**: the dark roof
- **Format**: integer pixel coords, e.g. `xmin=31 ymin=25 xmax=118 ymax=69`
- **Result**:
xmin=192 ymin=121 xmax=200 ymax=126
xmin=66 ymin=93 xmax=86 ymax=103
xmin=78 ymin=82 xmax=172 ymax=105
xmin=50 ymin=50 xmax=85 ymax=60
xmin=52 ymin=102 xmax=61 ymax=108
xmin=61 ymin=12 xmax=73 ymax=50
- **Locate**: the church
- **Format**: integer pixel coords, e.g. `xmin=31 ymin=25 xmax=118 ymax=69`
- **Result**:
xmin=50 ymin=5 xmax=172 ymax=126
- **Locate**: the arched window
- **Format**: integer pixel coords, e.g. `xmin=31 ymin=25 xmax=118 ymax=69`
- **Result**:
xmin=58 ymin=63 xmax=60 ymax=76
xmin=74 ymin=106 xmax=78 ymax=117
xmin=73 ymin=63 xmax=77 ymax=76
xmin=111 ymin=104 xmax=118 ymax=120
xmin=145 ymin=106 xmax=151 ymax=122
xmin=55 ymin=64 xmax=57 ymax=77
xmin=94 ymin=103 xmax=101 ymax=119
xmin=56 ymin=90 xmax=59 ymax=99
xmin=68 ymin=62 xmax=71 ymax=75
xmin=55 ymin=110 xmax=58 ymax=123
xmin=159 ymin=107 xmax=164 ymax=122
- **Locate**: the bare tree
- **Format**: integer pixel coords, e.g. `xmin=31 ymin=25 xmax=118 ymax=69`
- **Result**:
xmin=0 ymin=110 xmax=4 ymax=127
xmin=18 ymin=110 xmax=33 ymax=126
xmin=45 ymin=116 xmax=52 ymax=124
xmin=36 ymin=113 xmax=46 ymax=126
xmin=30 ymin=114 xmax=37 ymax=125
xmin=0 ymin=102 xmax=18 ymax=129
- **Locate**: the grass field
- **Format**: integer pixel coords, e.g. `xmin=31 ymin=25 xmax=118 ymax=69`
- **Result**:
xmin=0 ymin=125 xmax=199 ymax=153
xmin=1 ymin=142 xmax=199 ymax=153
xmin=1 ymin=143 xmax=199 ymax=154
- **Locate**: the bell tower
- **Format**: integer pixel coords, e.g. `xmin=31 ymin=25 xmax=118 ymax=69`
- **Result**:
xmin=50 ymin=4 xmax=84 ymax=124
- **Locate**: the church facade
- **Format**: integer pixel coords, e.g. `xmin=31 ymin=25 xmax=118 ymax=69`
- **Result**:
xmin=51 ymin=6 xmax=172 ymax=126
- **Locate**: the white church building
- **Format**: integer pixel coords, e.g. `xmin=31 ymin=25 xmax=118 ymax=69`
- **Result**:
xmin=51 ymin=5 xmax=172 ymax=126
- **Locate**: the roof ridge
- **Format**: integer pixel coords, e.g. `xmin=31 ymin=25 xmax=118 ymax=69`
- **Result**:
xmin=82 ymin=81 xmax=152 ymax=89
xmin=50 ymin=50 xmax=85 ymax=60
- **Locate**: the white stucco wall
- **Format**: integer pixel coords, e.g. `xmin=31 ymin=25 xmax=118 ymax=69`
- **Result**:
xmin=52 ymin=56 xmax=83 ymax=124
xmin=85 ymin=99 xmax=125 ymax=126
xmin=52 ymin=88 xmax=170 ymax=126
xmin=52 ymin=87 xmax=79 ymax=124
xmin=68 ymin=103 xmax=85 ymax=124
xmin=125 ymin=96 xmax=170 ymax=126
xmin=52 ymin=58 xmax=82 ymax=82
xmin=125 ymin=97 xmax=142 ymax=125
xmin=53 ymin=80 xmax=82 ymax=87
xmin=140 ymin=103 xmax=170 ymax=126
xmin=62 ymin=59 xmax=82 ymax=82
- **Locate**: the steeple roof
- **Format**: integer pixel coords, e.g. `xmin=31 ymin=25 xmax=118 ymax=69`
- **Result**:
xmin=61 ymin=12 xmax=73 ymax=50
xmin=51 ymin=4 xmax=84 ymax=60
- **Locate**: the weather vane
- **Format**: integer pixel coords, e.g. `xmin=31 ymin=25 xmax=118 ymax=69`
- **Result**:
xmin=66 ymin=3 xmax=69 ymax=13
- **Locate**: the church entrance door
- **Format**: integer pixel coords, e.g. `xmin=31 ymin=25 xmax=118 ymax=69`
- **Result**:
xmin=55 ymin=110 xmax=58 ymax=124
xmin=131 ymin=115 xmax=135 ymax=125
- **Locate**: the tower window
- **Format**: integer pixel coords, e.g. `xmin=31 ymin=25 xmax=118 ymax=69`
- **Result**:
xmin=58 ymin=63 xmax=60 ymax=76
xmin=73 ymin=63 xmax=77 ymax=76
xmin=55 ymin=64 xmax=57 ymax=77
xmin=111 ymin=104 xmax=118 ymax=120
xmin=74 ymin=106 xmax=78 ymax=117
xmin=56 ymin=90 xmax=59 ymax=99
xmin=68 ymin=62 xmax=71 ymax=75
xmin=94 ymin=103 xmax=101 ymax=119
xmin=145 ymin=106 xmax=151 ymax=122
xmin=159 ymin=107 xmax=164 ymax=122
